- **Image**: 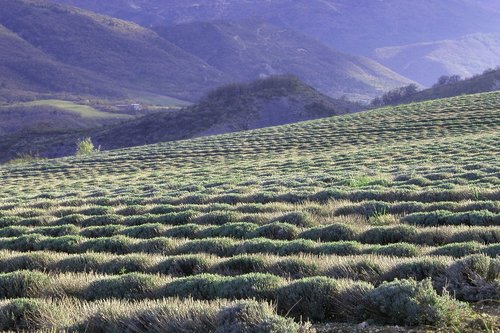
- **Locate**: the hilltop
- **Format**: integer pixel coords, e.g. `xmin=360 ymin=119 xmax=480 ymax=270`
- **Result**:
xmin=156 ymin=21 xmax=413 ymax=100
xmin=0 ymin=91 xmax=498 ymax=331
xmin=0 ymin=76 xmax=361 ymax=162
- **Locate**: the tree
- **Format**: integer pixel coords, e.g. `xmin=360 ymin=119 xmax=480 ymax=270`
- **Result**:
xmin=76 ymin=137 xmax=100 ymax=156
xmin=434 ymin=75 xmax=461 ymax=87
xmin=370 ymin=84 xmax=419 ymax=107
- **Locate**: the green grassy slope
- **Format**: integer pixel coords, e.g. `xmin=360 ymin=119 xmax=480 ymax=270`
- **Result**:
xmin=11 ymin=100 xmax=131 ymax=119
xmin=0 ymin=92 xmax=498 ymax=330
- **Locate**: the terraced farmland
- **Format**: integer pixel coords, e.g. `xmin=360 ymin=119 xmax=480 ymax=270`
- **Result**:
xmin=0 ymin=92 xmax=499 ymax=331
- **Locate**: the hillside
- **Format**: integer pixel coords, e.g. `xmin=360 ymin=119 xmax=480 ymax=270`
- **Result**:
xmin=374 ymin=33 xmax=500 ymax=86
xmin=51 ymin=0 xmax=500 ymax=56
xmin=0 ymin=76 xmax=361 ymax=162
xmin=0 ymin=23 xmax=122 ymax=101
xmin=0 ymin=0 xmax=226 ymax=101
xmin=0 ymin=91 xmax=498 ymax=331
xmin=372 ymin=68 xmax=500 ymax=106
xmin=156 ymin=21 xmax=413 ymax=100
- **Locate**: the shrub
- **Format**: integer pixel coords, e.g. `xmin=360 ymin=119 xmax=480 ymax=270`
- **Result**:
xmin=299 ymin=223 xmax=356 ymax=242
xmin=120 ymin=223 xmax=163 ymax=238
xmin=55 ymin=253 xmax=106 ymax=273
xmin=154 ymin=255 xmax=210 ymax=276
xmin=439 ymin=255 xmax=500 ymax=302
xmin=193 ymin=211 xmax=239 ymax=225
xmin=85 ymin=273 xmax=159 ymax=300
xmin=270 ymin=258 xmax=318 ymax=278
xmin=55 ymin=214 xmax=86 ymax=226
xmin=278 ymin=239 xmax=316 ymax=255
xmin=213 ymin=256 xmax=266 ymax=276
xmin=412 ymin=228 xmax=451 ymax=246
xmin=76 ymin=137 xmax=99 ymax=156
xmin=359 ymin=225 xmax=418 ymax=245
xmin=2 ymin=234 xmax=45 ymax=251
xmin=315 ymin=241 xmax=361 ymax=255
xmin=176 ymin=238 xmax=235 ymax=256
xmin=235 ymin=239 xmax=283 ymax=255
xmin=0 ymin=299 xmax=55 ymax=331
xmin=81 ymin=214 xmax=123 ymax=227
xmin=326 ymin=260 xmax=382 ymax=282
xmin=154 ymin=211 xmax=197 ymax=225
xmin=103 ymin=255 xmax=154 ymax=274
xmin=450 ymin=227 xmax=500 ymax=244
xmin=431 ymin=242 xmax=482 ymax=257
xmin=133 ymin=237 xmax=175 ymax=254
xmin=276 ymin=277 xmax=346 ymax=321
xmin=0 ymin=271 xmax=50 ymax=298
xmin=248 ymin=223 xmax=299 ymax=240
xmin=483 ymin=244 xmax=500 ymax=257
xmin=163 ymin=224 xmax=202 ymax=239
xmin=80 ymin=206 xmax=114 ymax=216
xmin=362 ymin=279 xmax=471 ymax=327
xmin=276 ymin=212 xmax=316 ymax=227
xmin=162 ymin=274 xmax=227 ymax=299
xmin=0 ymin=226 xmax=29 ymax=237
xmin=80 ymin=236 xmax=132 ymax=254
xmin=36 ymin=225 xmax=80 ymax=237
xmin=215 ymin=301 xmax=301 ymax=333
xmin=0 ymin=253 xmax=55 ymax=272
xmin=404 ymin=210 xmax=500 ymax=227
xmin=219 ymin=273 xmax=283 ymax=299
xmin=370 ymin=243 xmax=419 ymax=257
xmin=80 ymin=225 xmax=123 ymax=238
xmin=36 ymin=235 xmax=83 ymax=253
xmin=199 ymin=222 xmax=258 ymax=239
xmin=381 ymin=259 xmax=448 ymax=282
xmin=0 ymin=216 xmax=23 ymax=227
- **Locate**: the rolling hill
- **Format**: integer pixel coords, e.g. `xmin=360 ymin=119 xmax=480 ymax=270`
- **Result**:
xmin=0 ymin=0 xmax=421 ymax=104
xmin=0 ymin=90 xmax=498 ymax=331
xmin=0 ymin=23 xmax=122 ymax=101
xmin=0 ymin=76 xmax=362 ymax=162
xmin=0 ymin=0 xmax=226 ymax=101
xmin=156 ymin=20 xmax=413 ymax=100
xmin=374 ymin=33 xmax=500 ymax=86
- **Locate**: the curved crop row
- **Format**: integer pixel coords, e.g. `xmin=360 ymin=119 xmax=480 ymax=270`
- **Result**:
xmin=0 ymin=234 xmax=497 ymax=258
xmin=0 ymin=222 xmax=497 ymax=246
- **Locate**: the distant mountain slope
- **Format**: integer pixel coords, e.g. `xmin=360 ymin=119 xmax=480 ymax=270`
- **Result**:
xmin=0 ymin=76 xmax=362 ymax=162
xmin=0 ymin=23 xmax=121 ymax=101
xmin=156 ymin=21 xmax=413 ymax=101
xmin=374 ymin=34 xmax=500 ymax=86
xmin=0 ymin=0 xmax=226 ymax=101
xmin=51 ymin=0 xmax=500 ymax=56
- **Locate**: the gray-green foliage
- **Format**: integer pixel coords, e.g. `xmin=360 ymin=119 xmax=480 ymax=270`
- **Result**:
xmin=363 ymin=279 xmax=471 ymax=326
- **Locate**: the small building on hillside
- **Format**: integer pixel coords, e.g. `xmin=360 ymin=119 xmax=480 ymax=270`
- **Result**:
xmin=115 ymin=103 xmax=143 ymax=112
